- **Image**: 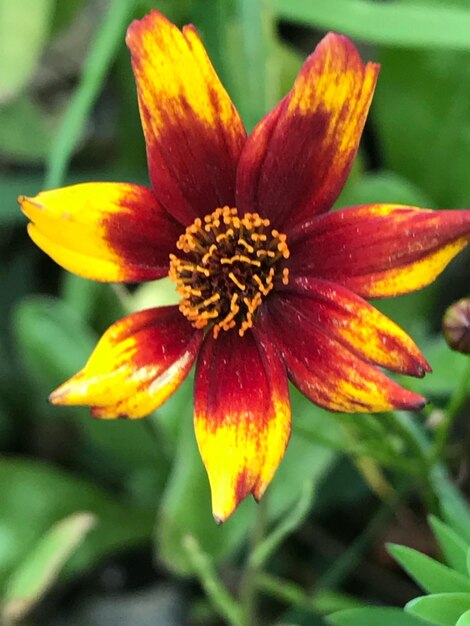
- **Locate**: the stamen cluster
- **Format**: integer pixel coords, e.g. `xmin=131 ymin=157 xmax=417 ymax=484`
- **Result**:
xmin=169 ymin=207 xmax=290 ymax=338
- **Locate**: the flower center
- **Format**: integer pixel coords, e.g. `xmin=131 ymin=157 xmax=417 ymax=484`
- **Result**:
xmin=169 ymin=206 xmax=290 ymax=338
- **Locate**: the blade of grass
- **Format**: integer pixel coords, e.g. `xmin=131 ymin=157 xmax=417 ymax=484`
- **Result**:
xmin=249 ymin=480 xmax=315 ymax=569
xmin=191 ymin=0 xmax=233 ymax=89
xmin=182 ymin=534 xmax=243 ymax=626
xmin=2 ymin=513 xmax=96 ymax=623
xmin=45 ymin=0 xmax=137 ymax=189
xmin=274 ymin=0 xmax=470 ymax=51
xmin=235 ymin=0 xmax=277 ymax=131
xmin=256 ymin=573 xmax=365 ymax=615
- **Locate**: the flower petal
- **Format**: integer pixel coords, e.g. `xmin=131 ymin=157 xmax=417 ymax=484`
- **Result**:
xmin=19 ymin=183 xmax=182 ymax=282
xmin=259 ymin=296 xmax=426 ymax=413
xmin=50 ymin=306 xmax=202 ymax=419
xmin=289 ymin=205 xmax=470 ymax=298
xmin=279 ymin=276 xmax=430 ymax=376
xmin=194 ymin=329 xmax=291 ymax=523
xmin=236 ymin=33 xmax=379 ymax=231
xmin=127 ymin=10 xmax=246 ymax=225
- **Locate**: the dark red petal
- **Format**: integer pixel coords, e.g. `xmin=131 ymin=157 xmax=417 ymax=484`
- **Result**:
xmin=50 ymin=306 xmax=202 ymax=418
xmin=194 ymin=329 xmax=291 ymax=522
xmin=279 ymin=276 xmax=430 ymax=376
xmin=236 ymin=33 xmax=378 ymax=231
xmin=127 ymin=11 xmax=247 ymax=225
xmin=289 ymin=204 xmax=470 ymax=298
xmin=259 ymin=295 xmax=426 ymax=413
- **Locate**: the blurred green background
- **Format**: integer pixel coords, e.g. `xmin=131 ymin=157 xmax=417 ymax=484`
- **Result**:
xmin=2 ymin=0 xmax=470 ymax=624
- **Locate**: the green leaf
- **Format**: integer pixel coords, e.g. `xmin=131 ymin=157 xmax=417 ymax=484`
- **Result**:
xmin=0 ymin=458 xmax=153 ymax=590
xmin=429 ymin=516 xmax=470 ymax=576
xmin=310 ymin=590 xmax=365 ymax=614
xmin=0 ymin=96 xmax=54 ymax=162
xmin=50 ymin=0 xmax=85 ymax=33
xmin=327 ymin=607 xmax=430 ymax=626
xmin=374 ymin=12 xmax=470 ymax=209
xmin=432 ymin=469 xmax=470 ymax=544
xmin=389 ymin=544 xmax=470 ymax=594
xmin=139 ymin=0 xmax=191 ymax=24
xmin=45 ymin=0 xmax=136 ymax=188
xmin=337 ymin=170 xmax=435 ymax=209
xmin=235 ymin=0 xmax=277 ymax=129
xmin=0 ymin=0 xmax=55 ymax=102
xmin=406 ymin=593 xmax=470 ymax=626
xmin=2 ymin=513 xmax=95 ymax=623
xmin=274 ymin=0 xmax=470 ymax=51
xmin=211 ymin=0 xmax=278 ymax=131
xmin=131 ymin=278 xmax=179 ymax=311
xmin=249 ymin=479 xmax=316 ymax=569
xmin=14 ymin=295 xmax=97 ymax=388
xmin=60 ymin=274 xmax=110 ymax=324
xmin=456 ymin=609 xmax=470 ymax=626
xmin=410 ymin=337 xmax=470 ymax=396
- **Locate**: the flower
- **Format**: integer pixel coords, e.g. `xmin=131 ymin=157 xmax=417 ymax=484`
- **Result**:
xmin=18 ymin=10 xmax=470 ymax=522
xmin=443 ymin=298 xmax=470 ymax=354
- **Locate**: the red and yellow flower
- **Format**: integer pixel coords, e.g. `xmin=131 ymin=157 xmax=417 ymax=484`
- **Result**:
xmin=19 ymin=11 xmax=470 ymax=522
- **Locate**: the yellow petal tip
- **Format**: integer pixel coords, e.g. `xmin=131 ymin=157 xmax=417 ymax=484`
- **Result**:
xmin=48 ymin=374 xmax=84 ymax=406
xmin=17 ymin=195 xmax=30 ymax=213
xmin=48 ymin=385 xmax=70 ymax=405
xmin=211 ymin=501 xmax=236 ymax=525
xmin=18 ymin=195 xmax=43 ymax=221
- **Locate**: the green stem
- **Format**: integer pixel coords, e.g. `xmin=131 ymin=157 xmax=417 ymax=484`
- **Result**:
xmin=236 ymin=0 xmax=276 ymax=131
xmin=110 ymin=284 xmax=133 ymax=313
xmin=183 ymin=535 xmax=243 ymax=626
xmin=45 ymin=0 xmax=136 ymax=189
xmin=256 ymin=572 xmax=318 ymax=614
xmin=256 ymin=573 xmax=364 ymax=614
xmin=239 ymin=494 xmax=268 ymax=626
xmin=431 ymin=358 xmax=470 ymax=463
xmin=249 ymin=479 xmax=315 ymax=570
xmin=385 ymin=411 xmax=429 ymax=467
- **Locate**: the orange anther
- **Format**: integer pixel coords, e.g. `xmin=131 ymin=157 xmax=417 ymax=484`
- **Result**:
xmin=169 ymin=206 xmax=290 ymax=338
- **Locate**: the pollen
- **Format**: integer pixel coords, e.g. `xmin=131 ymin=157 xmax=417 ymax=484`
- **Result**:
xmin=169 ymin=206 xmax=290 ymax=338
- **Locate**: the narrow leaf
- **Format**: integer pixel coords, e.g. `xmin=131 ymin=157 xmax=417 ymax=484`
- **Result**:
xmin=45 ymin=0 xmax=135 ymax=188
xmin=429 ymin=516 xmax=470 ymax=576
xmin=456 ymin=609 xmax=470 ymax=626
xmin=2 ymin=513 xmax=96 ymax=622
xmin=275 ymin=0 xmax=470 ymax=51
xmin=0 ymin=0 xmax=55 ymax=102
xmin=389 ymin=544 xmax=470 ymax=594
xmin=250 ymin=479 xmax=315 ymax=568
xmin=328 ymin=607 xmax=431 ymax=626
xmin=406 ymin=593 xmax=470 ymax=626
xmin=432 ymin=469 xmax=470 ymax=544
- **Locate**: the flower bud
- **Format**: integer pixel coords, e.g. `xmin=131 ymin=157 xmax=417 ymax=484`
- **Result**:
xmin=443 ymin=297 xmax=470 ymax=354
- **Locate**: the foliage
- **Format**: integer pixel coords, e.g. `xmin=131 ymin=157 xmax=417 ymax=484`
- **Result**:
xmin=330 ymin=482 xmax=470 ymax=625
xmin=1 ymin=0 xmax=470 ymax=625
